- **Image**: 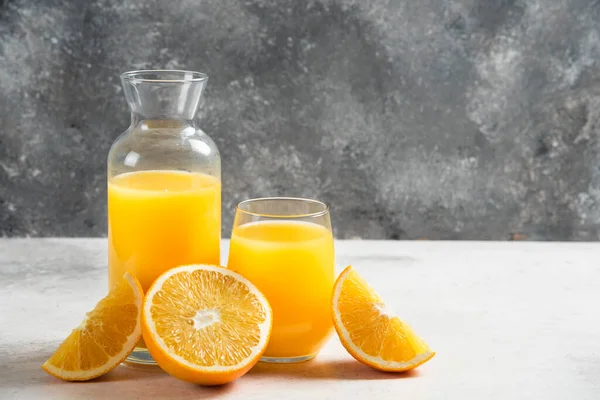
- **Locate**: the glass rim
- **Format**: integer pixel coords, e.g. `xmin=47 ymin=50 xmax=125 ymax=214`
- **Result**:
xmin=121 ymin=70 xmax=208 ymax=83
xmin=236 ymin=197 xmax=329 ymax=218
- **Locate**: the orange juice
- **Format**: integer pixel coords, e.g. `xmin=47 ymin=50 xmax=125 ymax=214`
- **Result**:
xmin=227 ymin=220 xmax=334 ymax=359
xmin=108 ymin=170 xmax=221 ymax=293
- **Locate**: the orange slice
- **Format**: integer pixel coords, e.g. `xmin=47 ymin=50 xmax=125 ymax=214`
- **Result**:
xmin=142 ymin=265 xmax=273 ymax=385
xmin=332 ymin=266 xmax=435 ymax=372
xmin=42 ymin=273 xmax=143 ymax=381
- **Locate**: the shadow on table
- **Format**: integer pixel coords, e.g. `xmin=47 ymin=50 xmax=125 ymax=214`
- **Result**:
xmin=0 ymin=349 xmax=54 ymax=388
xmin=2 ymin=349 xmax=419 ymax=399
xmin=1 ymin=351 xmax=235 ymax=400
xmin=249 ymin=359 xmax=421 ymax=380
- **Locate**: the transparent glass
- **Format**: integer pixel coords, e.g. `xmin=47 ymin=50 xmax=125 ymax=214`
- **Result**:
xmin=227 ymin=198 xmax=335 ymax=363
xmin=107 ymin=70 xmax=221 ymax=365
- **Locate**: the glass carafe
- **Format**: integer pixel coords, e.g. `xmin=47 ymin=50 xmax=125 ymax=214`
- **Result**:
xmin=107 ymin=70 xmax=221 ymax=365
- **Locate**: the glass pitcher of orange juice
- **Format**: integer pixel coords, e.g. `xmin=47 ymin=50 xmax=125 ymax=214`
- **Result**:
xmin=107 ymin=70 xmax=221 ymax=365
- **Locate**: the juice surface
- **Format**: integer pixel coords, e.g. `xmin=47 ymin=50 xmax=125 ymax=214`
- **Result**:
xmin=227 ymin=220 xmax=335 ymax=358
xmin=108 ymin=170 xmax=221 ymax=292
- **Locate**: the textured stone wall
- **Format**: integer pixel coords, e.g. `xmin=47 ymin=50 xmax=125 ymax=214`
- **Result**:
xmin=1 ymin=0 xmax=600 ymax=240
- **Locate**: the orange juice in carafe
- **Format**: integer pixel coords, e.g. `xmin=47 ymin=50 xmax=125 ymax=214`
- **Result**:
xmin=108 ymin=170 xmax=221 ymax=292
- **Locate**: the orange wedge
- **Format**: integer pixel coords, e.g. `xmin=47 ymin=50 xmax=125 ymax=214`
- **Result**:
xmin=142 ymin=265 xmax=273 ymax=385
xmin=332 ymin=266 xmax=435 ymax=372
xmin=42 ymin=273 xmax=143 ymax=381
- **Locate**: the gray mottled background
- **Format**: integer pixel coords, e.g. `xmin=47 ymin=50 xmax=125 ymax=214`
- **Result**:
xmin=1 ymin=0 xmax=600 ymax=240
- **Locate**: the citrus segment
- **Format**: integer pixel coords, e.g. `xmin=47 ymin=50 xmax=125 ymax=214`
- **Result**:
xmin=142 ymin=265 xmax=272 ymax=385
xmin=332 ymin=266 xmax=435 ymax=372
xmin=42 ymin=273 xmax=143 ymax=381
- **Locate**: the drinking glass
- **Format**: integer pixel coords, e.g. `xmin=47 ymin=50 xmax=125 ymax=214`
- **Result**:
xmin=227 ymin=197 xmax=335 ymax=363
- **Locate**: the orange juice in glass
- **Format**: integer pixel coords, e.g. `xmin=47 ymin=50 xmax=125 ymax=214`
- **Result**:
xmin=227 ymin=197 xmax=334 ymax=362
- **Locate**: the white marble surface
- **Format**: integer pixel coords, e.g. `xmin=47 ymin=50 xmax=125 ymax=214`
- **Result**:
xmin=0 ymin=239 xmax=599 ymax=399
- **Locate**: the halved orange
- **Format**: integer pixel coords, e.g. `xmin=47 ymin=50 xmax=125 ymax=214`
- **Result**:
xmin=42 ymin=273 xmax=143 ymax=381
xmin=332 ymin=266 xmax=435 ymax=372
xmin=142 ymin=264 xmax=273 ymax=385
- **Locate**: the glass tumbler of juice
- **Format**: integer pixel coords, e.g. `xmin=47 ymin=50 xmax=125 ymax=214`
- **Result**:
xmin=227 ymin=197 xmax=335 ymax=363
xmin=107 ymin=70 xmax=221 ymax=365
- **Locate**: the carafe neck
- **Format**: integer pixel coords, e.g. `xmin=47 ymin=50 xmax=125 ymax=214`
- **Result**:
xmin=121 ymin=70 xmax=208 ymax=124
